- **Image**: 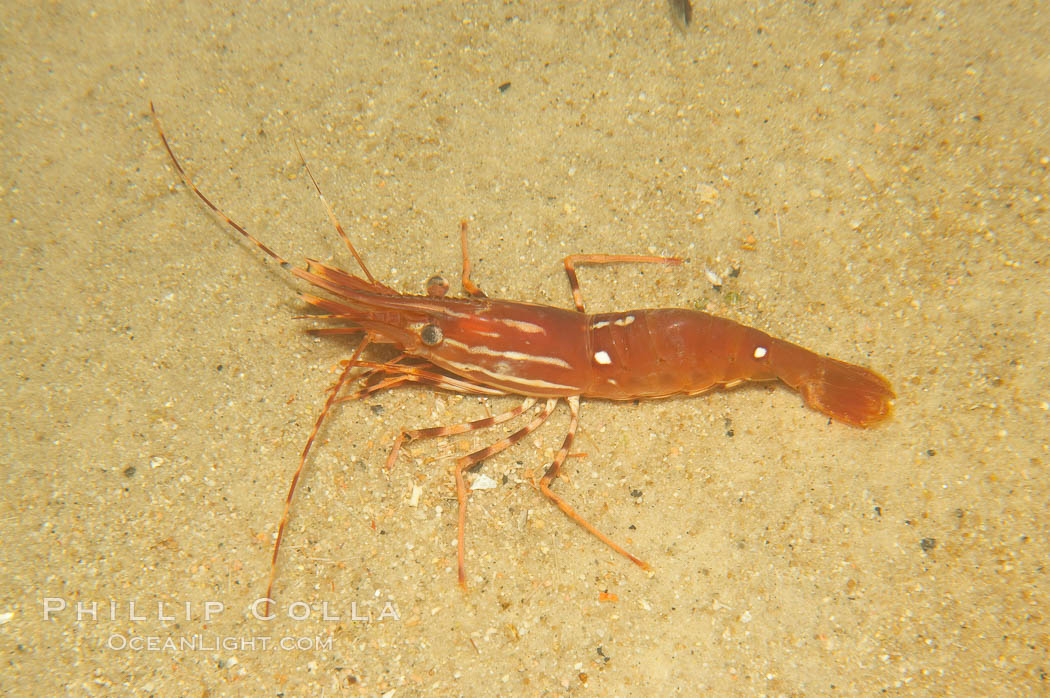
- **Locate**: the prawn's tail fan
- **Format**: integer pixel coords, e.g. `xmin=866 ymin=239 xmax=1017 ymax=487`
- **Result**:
xmin=770 ymin=338 xmax=895 ymax=427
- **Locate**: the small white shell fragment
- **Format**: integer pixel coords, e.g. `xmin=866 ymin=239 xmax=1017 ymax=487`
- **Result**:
xmin=697 ymin=183 xmax=719 ymax=204
xmin=704 ymin=268 xmax=723 ymax=288
xmin=408 ymin=484 xmax=422 ymax=507
xmin=0 ymin=611 xmax=13 ymax=624
xmin=470 ymin=473 xmax=498 ymax=490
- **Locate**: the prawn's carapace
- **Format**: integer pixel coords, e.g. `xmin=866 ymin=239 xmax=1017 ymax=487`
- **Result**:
xmin=151 ymin=103 xmax=894 ymax=606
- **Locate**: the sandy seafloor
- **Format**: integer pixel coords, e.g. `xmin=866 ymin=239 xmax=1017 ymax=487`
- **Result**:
xmin=2 ymin=1 xmax=1047 ymax=695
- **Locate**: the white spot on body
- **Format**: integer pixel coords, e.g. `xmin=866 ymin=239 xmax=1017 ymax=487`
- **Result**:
xmin=593 ymin=350 xmax=612 ymax=365
xmin=753 ymin=346 xmax=768 ymax=359
xmin=592 ymin=320 xmax=610 ymax=330
xmin=613 ymin=315 xmax=635 ymax=327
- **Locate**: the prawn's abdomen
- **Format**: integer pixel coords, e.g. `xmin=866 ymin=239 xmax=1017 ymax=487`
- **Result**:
xmin=582 ymin=308 xmax=894 ymax=426
xmin=582 ymin=308 xmax=770 ymax=399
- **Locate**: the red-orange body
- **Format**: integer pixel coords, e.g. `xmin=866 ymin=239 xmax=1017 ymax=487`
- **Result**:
xmin=299 ymin=260 xmax=894 ymax=426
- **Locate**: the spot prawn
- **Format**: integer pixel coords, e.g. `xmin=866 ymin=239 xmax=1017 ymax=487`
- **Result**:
xmin=150 ymin=104 xmax=895 ymax=608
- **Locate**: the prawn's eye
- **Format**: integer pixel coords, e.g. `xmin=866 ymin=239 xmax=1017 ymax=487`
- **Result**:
xmin=426 ymin=275 xmax=450 ymax=297
xmin=420 ymin=324 xmax=444 ymax=346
